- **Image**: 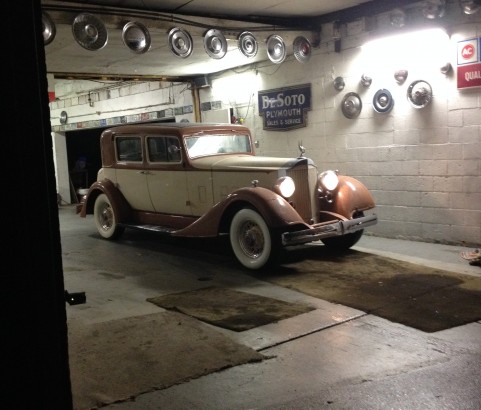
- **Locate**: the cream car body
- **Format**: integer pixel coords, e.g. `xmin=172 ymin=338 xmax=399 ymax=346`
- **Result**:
xmin=80 ymin=123 xmax=378 ymax=270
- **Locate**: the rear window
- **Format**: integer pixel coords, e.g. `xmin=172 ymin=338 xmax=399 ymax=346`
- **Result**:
xmin=116 ymin=136 xmax=142 ymax=162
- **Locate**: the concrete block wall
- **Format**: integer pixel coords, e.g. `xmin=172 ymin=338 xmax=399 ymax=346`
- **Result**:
xmin=47 ymin=1 xmax=480 ymax=247
xmin=202 ymin=2 xmax=481 ymax=246
xmin=50 ymin=80 xmax=195 ymax=128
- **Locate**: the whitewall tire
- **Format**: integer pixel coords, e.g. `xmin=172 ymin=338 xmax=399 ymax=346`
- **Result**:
xmin=93 ymin=193 xmax=124 ymax=240
xmin=229 ymin=208 xmax=273 ymax=270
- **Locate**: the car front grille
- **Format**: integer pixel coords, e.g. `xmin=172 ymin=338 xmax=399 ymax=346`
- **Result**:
xmin=286 ymin=164 xmax=316 ymax=223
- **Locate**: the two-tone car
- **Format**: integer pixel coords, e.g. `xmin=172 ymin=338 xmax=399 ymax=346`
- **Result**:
xmin=79 ymin=122 xmax=377 ymax=270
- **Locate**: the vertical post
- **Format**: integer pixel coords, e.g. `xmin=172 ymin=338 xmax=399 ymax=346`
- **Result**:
xmin=1 ymin=1 xmax=73 ymax=408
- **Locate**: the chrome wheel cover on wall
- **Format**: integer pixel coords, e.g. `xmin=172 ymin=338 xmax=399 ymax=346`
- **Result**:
xmin=373 ymin=89 xmax=394 ymax=113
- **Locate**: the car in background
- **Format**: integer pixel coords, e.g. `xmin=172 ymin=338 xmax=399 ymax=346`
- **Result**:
xmin=79 ymin=122 xmax=377 ymax=270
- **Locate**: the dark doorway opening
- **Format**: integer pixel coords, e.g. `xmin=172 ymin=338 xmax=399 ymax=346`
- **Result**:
xmin=66 ymin=127 xmax=104 ymax=192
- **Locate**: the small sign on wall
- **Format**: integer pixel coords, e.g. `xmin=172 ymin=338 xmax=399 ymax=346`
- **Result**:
xmin=457 ymin=38 xmax=481 ymax=89
xmin=258 ymin=84 xmax=311 ymax=131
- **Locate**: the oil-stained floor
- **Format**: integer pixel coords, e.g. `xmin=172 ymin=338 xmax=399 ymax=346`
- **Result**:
xmin=59 ymin=205 xmax=481 ymax=410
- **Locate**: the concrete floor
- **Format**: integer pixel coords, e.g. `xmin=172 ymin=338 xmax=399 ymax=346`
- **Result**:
xmin=59 ymin=205 xmax=481 ymax=410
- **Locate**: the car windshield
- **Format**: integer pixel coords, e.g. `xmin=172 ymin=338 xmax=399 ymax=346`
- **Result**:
xmin=185 ymin=133 xmax=252 ymax=158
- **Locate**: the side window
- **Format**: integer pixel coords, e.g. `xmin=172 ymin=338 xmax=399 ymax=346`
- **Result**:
xmin=147 ymin=137 xmax=168 ymax=162
xmin=116 ymin=136 xmax=142 ymax=162
xmin=147 ymin=136 xmax=181 ymax=163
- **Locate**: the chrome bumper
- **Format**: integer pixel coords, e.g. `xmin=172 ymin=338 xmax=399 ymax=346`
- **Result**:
xmin=282 ymin=214 xmax=378 ymax=246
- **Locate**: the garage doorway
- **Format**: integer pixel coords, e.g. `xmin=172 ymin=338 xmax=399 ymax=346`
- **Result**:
xmin=66 ymin=127 xmax=104 ymax=193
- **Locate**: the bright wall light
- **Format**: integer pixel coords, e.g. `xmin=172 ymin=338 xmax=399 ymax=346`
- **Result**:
xmin=211 ymin=71 xmax=260 ymax=103
xmin=362 ymin=27 xmax=449 ymax=69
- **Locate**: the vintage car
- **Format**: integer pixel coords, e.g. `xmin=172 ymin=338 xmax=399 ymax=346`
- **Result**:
xmin=79 ymin=122 xmax=377 ymax=270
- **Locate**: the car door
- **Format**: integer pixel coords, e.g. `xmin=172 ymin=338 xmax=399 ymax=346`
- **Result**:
xmin=113 ymin=135 xmax=155 ymax=211
xmin=145 ymin=135 xmax=191 ymax=215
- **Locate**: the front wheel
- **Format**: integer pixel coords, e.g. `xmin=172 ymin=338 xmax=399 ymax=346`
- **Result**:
xmin=229 ymin=208 xmax=277 ymax=270
xmin=93 ymin=193 xmax=125 ymax=240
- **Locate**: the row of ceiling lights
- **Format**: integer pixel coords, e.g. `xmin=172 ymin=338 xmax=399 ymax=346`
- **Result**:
xmin=42 ymin=11 xmax=314 ymax=65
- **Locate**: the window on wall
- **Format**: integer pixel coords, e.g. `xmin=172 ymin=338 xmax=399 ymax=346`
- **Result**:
xmin=116 ymin=136 xmax=143 ymax=162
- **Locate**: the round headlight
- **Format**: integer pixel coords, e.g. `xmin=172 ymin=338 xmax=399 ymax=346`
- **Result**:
xmin=320 ymin=170 xmax=339 ymax=191
xmin=274 ymin=176 xmax=295 ymax=198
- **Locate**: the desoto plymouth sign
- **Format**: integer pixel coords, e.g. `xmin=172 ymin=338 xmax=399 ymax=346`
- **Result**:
xmin=258 ymin=84 xmax=311 ymax=131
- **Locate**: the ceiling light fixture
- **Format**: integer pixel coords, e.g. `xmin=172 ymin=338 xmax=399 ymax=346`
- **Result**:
xmin=363 ymin=28 xmax=449 ymax=72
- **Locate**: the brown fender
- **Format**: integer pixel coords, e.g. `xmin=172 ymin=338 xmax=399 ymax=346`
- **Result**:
xmin=173 ymin=187 xmax=308 ymax=238
xmin=79 ymin=179 xmax=132 ymax=222
xmin=319 ymin=175 xmax=376 ymax=220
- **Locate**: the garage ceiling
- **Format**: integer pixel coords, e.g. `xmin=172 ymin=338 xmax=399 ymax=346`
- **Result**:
xmin=42 ymin=0 xmax=421 ymax=81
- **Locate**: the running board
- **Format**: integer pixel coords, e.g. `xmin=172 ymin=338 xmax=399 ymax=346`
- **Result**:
xmin=119 ymin=223 xmax=175 ymax=234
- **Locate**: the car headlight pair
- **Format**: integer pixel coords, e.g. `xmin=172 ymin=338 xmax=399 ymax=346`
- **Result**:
xmin=319 ymin=170 xmax=339 ymax=191
xmin=274 ymin=176 xmax=295 ymax=198
xmin=274 ymin=170 xmax=338 ymax=199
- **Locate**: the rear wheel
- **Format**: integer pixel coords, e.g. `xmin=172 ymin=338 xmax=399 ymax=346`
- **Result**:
xmin=321 ymin=212 xmax=365 ymax=250
xmin=229 ymin=208 xmax=276 ymax=270
xmin=93 ymin=193 xmax=125 ymax=240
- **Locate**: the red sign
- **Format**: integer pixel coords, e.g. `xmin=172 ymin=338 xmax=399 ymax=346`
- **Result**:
xmin=461 ymin=44 xmax=475 ymax=60
xmin=457 ymin=63 xmax=481 ymax=89
xmin=457 ymin=38 xmax=478 ymax=65
xmin=457 ymin=38 xmax=481 ymax=89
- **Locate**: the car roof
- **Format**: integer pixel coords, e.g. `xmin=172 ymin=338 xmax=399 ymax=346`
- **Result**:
xmin=102 ymin=122 xmax=250 ymax=135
